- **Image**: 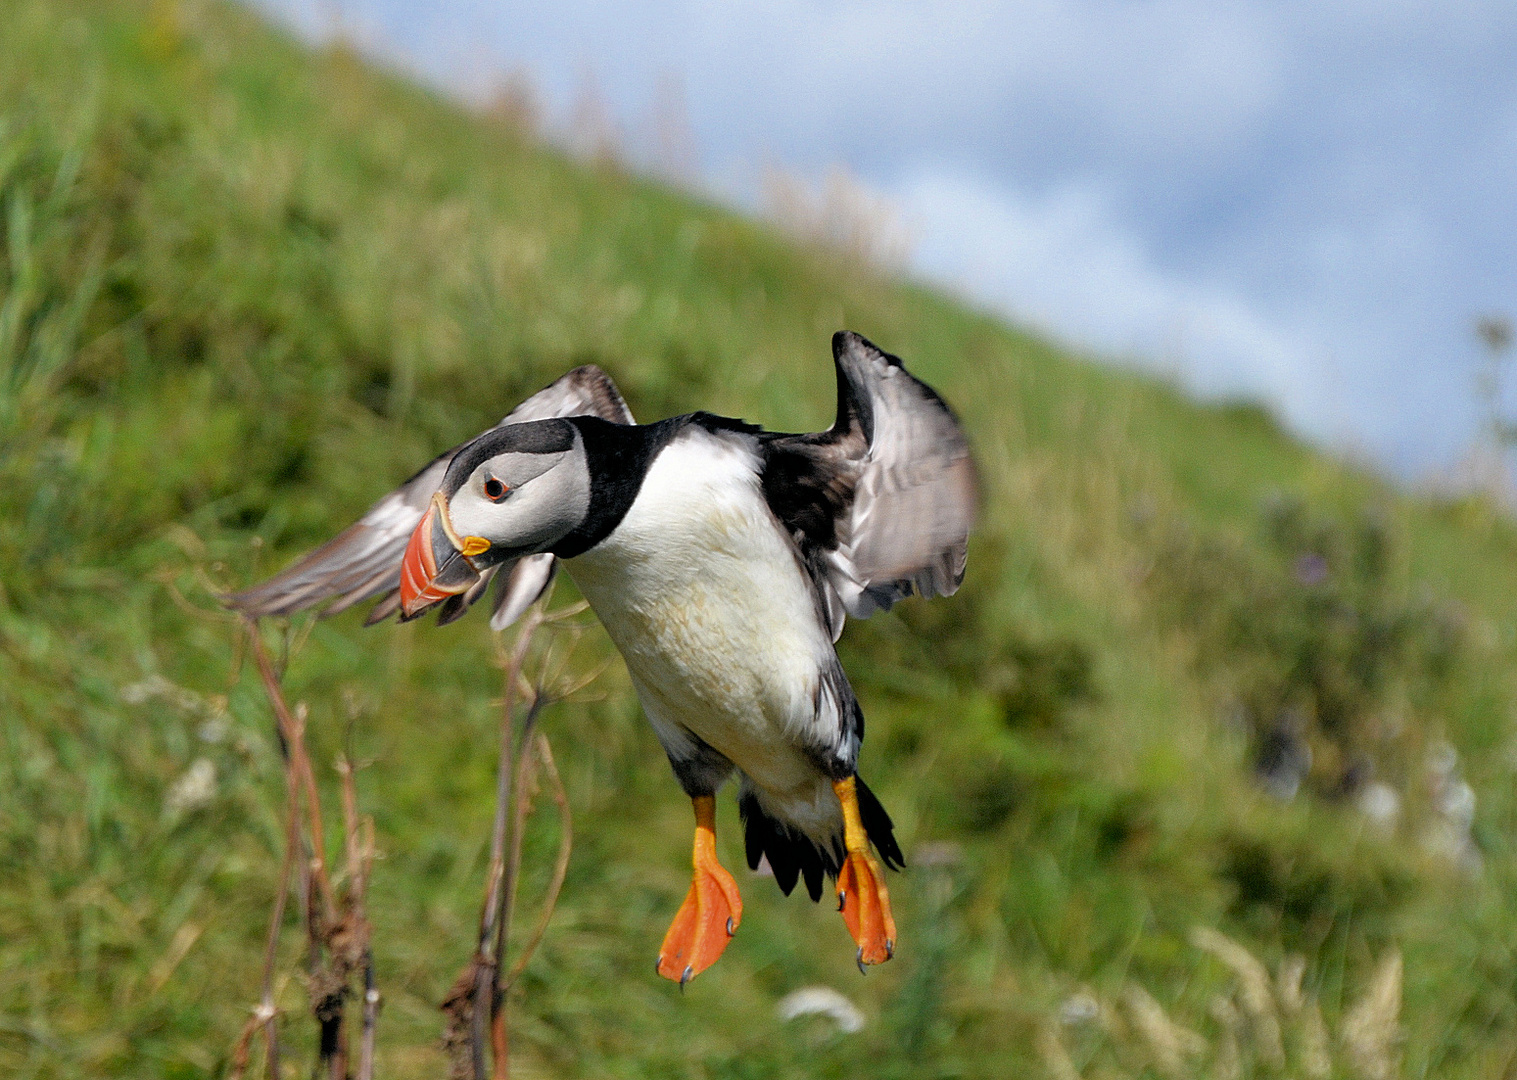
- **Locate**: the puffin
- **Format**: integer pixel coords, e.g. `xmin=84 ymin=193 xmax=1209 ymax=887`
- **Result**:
xmin=229 ymin=332 xmax=976 ymax=984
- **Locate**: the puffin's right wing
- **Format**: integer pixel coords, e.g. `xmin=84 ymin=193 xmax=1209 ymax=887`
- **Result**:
xmin=762 ymin=332 xmax=977 ymax=640
xmin=226 ymin=365 xmax=635 ymax=628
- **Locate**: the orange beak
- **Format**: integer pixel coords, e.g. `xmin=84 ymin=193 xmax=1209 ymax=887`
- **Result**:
xmin=399 ymin=492 xmax=488 ymax=618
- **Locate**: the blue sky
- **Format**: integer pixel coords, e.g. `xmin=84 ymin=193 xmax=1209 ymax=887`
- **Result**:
xmin=254 ymin=0 xmax=1517 ymax=477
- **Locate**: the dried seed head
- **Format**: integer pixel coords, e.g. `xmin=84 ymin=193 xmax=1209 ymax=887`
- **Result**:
xmin=1121 ymin=983 xmax=1205 ymax=1077
xmin=1277 ymin=953 xmax=1308 ymax=1016
xmin=1191 ymin=927 xmax=1284 ymax=1066
xmin=1036 ymin=1018 xmax=1084 ymax=1080
xmin=1342 ymin=951 xmax=1403 ymax=1080
xmin=1209 ymin=995 xmax=1243 ymax=1080
xmin=1300 ymin=1001 xmax=1333 ymax=1080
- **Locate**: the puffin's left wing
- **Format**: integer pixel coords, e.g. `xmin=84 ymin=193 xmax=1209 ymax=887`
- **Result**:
xmin=226 ymin=365 xmax=634 ymax=626
xmin=762 ymin=332 xmax=977 ymax=640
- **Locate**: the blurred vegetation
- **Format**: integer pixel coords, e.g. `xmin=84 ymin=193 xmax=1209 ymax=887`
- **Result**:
xmin=5 ymin=1 xmax=1517 ymax=1077
xmin=1143 ymin=498 xmax=1466 ymax=803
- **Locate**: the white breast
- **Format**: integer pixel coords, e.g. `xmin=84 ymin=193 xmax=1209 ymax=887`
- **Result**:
xmin=564 ymin=428 xmax=835 ymax=798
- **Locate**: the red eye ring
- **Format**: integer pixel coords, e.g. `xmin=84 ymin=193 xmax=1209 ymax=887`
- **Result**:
xmin=484 ymin=477 xmax=509 ymax=502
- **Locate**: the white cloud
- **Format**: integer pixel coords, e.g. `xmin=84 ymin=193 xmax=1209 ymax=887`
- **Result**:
xmin=897 ymin=169 xmax=1343 ymax=435
xmin=249 ymin=0 xmax=1517 ymax=474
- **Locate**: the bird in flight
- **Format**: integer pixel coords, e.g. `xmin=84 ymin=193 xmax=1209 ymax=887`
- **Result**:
xmin=229 ymin=332 xmax=976 ymax=984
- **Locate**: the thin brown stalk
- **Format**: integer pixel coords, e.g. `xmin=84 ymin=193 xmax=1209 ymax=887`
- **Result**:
xmin=294 ymin=701 xmax=336 ymax=934
xmin=447 ymin=586 xmax=592 ymax=1080
xmin=229 ymin=619 xmax=313 ymax=1079
xmin=458 ymin=608 xmax=546 ymax=1079
xmin=502 ymin=732 xmax=573 ymax=990
xmin=358 ymin=948 xmax=379 ymax=1080
xmin=358 ymin=812 xmax=380 ymax=1079
xmin=253 ymin=755 xmax=300 ymax=1080
xmin=338 ymin=758 xmax=364 ymax=899
xmin=228 ymin=1013 xmax=262 ymax=1080
xmin=499 ymin=692 xmax=547 ymax=968
xmin=491 ymin=1012 xmax=509 ymax=1080
xmin=244 ymin=618 xmax=367 ymax=1080
xmin=157 ymin=568 xmax=241 ymax=624
xmin=542 ymin=600 xmax=589 ymax=623
xmin=487 ymin=691 xmax=547 ymax=1080
xmin=480 ymin=612 xmax=544 ymax=943
xmin=337 ymin=755 xmax=379 ymax=1080
xmin=294 ymin=703 xmax=345 ymax=1080
xmin=246 ymin=622 xmax=337 ymax=920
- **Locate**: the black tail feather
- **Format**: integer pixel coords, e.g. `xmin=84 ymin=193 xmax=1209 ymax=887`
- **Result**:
xmin=739 ymin=776 xmax=903 ymax=903
xmin=855 ymin=776 xmax=905 ymax=870
xmin=740 ymin=790 xmax=833 ymax=901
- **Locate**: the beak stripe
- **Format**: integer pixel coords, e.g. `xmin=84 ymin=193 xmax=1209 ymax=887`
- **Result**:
xmin=399 ymin=503 xmax=441 ymax=615
xmin=430 ymin=491 xmax=467 ymax=550
xmin=399 ymin=496 xmax=481 ymax=617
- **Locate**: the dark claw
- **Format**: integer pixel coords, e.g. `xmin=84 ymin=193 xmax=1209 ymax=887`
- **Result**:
xmin=680 ymin=965 xmax=693 ymax=990
xmin=856 ymin=947 xmax=867 ymax=976
xmin=837 ymin=890 xmax=847 ymax=912
xmin=726 ymin=917 xmax=735 ymax=936
xmin=655 ymin=955 xmax=664 ymax=976
xmin=886 ymin=939 xmax=895 ymax=960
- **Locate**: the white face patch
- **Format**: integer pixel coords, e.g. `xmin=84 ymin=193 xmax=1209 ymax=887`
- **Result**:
xmin=469 ymin=450 xmax=565 ymax=500
xmin=447 ymin=444 xmax=590 ymax=558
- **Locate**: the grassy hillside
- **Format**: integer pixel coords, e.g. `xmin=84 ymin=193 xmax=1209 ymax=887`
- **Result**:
xmin=5 ymin=1 xmax=1517 ymax=1076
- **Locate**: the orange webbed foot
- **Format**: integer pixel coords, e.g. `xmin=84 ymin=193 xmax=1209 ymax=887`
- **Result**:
xmin=837 ymin=847 xmax=896 ymax=970
xmin=833 ymin=777 xmax=897 ymax=971
xmin=657 ymin=795 xmax=743 ymax=987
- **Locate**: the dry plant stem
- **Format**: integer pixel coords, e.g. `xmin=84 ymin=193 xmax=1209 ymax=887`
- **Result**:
xmin=337 ymin=756 xmax=379 ymax=1080
xmin=229 ymin=735 xmax=303 ymax=1080
xmin=466 ymin=610 xmax=545 ymax=1080
xmin=343 ymin=763 xmax=381 ymax=1080
xmin=229 ymin=619 xmax=320 ymax=1080
xmin=359 ymin=950 xmax=379 ymax=1080
xmin=491 ymin=1010 xmax=509 ymax=1080
xmin=499 ymin=693 xmax=547 ymax=973
xmin=502 ymin=732 xmax=573 ymax=991
xmin=246 ymin=622 xmax=337 ymax=922
xmin=487 ymin=692 xmax=547 ymax=1080
xmin=295 ymin=704 xmax=351 ymax=1080
xmin=256 ymin=760 xmax=302 ymax=1080
xmin=245 ymin=619 xmax=365 ymax=1080
xmin=229 ymin=1016 xmax=258 ymax=1080
xmin=452 ymin=597 xmax=587 ymax=1079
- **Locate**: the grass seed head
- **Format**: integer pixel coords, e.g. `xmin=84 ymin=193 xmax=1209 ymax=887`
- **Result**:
xmin=1121 ymin=983 xmax=1205 ymax=1077
xmin=1342 ymin=951 xmax=1403 ymax=1080
xmin=1191 ymin=926 xmax=1285 ymax=1066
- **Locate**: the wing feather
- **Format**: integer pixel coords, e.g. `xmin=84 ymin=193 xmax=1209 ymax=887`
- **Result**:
xmin=226 ymin=365 xmax=634 ymax=625
xmin=763 ymin=332 xmax=976 ymax=639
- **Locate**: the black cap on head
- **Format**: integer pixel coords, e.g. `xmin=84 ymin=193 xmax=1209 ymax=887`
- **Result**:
xmin=442 ymin=418 xmax=578 ymax=495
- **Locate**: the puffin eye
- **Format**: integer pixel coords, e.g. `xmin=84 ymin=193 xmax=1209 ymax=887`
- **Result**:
xmin=483 ymin=477 xmax=509 ymax=502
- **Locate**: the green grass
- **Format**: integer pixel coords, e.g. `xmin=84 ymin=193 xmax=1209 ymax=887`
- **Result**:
xmin=6 ymin=1 xmax=1517 ymax=1076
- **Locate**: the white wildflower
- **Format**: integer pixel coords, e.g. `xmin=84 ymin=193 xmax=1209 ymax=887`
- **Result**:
xmin=1357 ymin=782 xmax=1401 ymax=830
xmin=776 ymin=986 xmax=864 ymax=1034
xmin=121 ymin=674 xmax=208 ymax=715
xmin=1059 ymin=990 xmax=1101 ymax=1025
xmin=165 ymin=758 xmax=217 ymax=817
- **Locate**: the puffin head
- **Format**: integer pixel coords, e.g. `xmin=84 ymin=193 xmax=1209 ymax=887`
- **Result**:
xmin=399 ymin=418 xmax=589 ymax=618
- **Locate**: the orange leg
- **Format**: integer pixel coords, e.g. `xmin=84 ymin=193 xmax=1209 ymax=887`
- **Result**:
xmin=833 ymin=776 xmax=897 ymax=971
xmin=657 ymin=795 xmax=743 ymax=987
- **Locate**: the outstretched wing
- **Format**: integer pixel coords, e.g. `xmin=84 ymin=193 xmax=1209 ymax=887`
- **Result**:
xmin=762 ymin=332 xmax=977 ymax=640
xmin=226 ymin=365 xmax=634 ymax=626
